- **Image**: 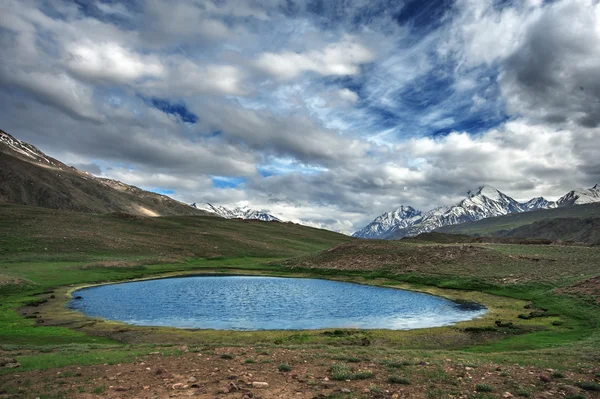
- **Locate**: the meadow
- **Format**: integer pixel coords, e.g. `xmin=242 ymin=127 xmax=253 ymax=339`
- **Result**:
xmin=0 ymin=204 xmax=599 ymax=398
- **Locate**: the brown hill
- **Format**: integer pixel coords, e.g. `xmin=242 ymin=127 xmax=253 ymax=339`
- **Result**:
xmin=0 ymin=129 xmax=209 ymax=216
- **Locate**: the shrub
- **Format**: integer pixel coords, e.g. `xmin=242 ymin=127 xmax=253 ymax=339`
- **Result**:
xmin=330 ymin=363 xmax=373 ymax=381
xmin=330 ymin=363 xmax=352 ymax=381
xmin=551 ymin=371 xmax=564 ymax=378
xmin=388 ymin=375 xmax=410 ymax=385
xmin=278 ymin=363 xmax=292 ymax=372
xmin=352 ymin=370 xmax=374 ymax=380
xmin=220 ymin=354 xmax=234 ymax=360
xmin=475 ymin=384 xmax=493 ymax=392
xmin=576 ymin=381 xmax=600 ymax=391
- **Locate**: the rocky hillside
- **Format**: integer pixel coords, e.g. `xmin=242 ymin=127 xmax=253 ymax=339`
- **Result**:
xmin=0 ymin=129 xmax=209 ymax=216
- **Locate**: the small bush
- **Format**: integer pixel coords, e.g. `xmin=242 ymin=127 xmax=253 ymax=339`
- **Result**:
xmin=551 ymin=371 xmax=564 ymax=378
xmin=388 ymin=375 xmax=410 ymax=385
xmin=91 ymin=386 xmax=107 ymax=394
xmin=278 ymin=363 xmax=292 ymax=372
xmin=564 ymin=395 xmax=587 ymax=399
xmin=244 ymin=359 xmax=255 ymax=364
xmin=220 ymin=354 xmax=234 ymax=360
xmin=330 ymin=363 xmax=373 ymax=381
xmin=369 ymin=385 xmax=381 ymax=393
xmin=331 ymin=363 xmax=352 ymax=381
xmin=352 ymin=370 xmax=373 ymax=380
xmin=516 ymin=389 xmax=531 ymax=397
xmin=475 ymin=384 xmax=493 ymax=392
xmin=576 ymin=381 xmax=600 ymax=391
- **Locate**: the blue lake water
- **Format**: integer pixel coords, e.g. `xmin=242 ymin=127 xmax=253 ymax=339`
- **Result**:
xmin=69 ymin=276 xmax=486 ymax=330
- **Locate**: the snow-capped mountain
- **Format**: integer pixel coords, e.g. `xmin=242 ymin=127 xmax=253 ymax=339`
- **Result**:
xmin=354 ymin=185 xmax=560 ymax=239
xmin=352 ymin=206 xmax=422 ymax=238
xmin=557 ymin=183 xmax=600 ymax=206
xmin=191 ymin=203 xmax=281 ymax=222
xmin=521 ymin=197 xmax=557 ymax=211
xmin=0 ymin=129 xmax=61 ymax=167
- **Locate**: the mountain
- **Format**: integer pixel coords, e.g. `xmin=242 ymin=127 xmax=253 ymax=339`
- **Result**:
xmin=191 ymin=202 xmax=281 ymax=222
xmin=436 ymin=202 xmax=600 ymax=246
xmin=557 ymin=184 xmax=600 ymax=206
xmin=352 ymin=206 xmax=422 ymax=238
xmin=0 ymin=129 xmax=210 ymax=217
xmin=355 ymin=185 xmax=561 ymax=239
xmin=521 ymin=197 xmax=557 ymax=211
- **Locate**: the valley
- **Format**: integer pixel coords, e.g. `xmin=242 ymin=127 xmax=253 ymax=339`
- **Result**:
xmin=1 ymin=203 xmax=599 ymax=399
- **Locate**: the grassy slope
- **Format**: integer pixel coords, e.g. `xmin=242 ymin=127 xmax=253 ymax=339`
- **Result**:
xmin=0 ymin=203 xmax=351 ymax=263
xmin=436 ymin=202 xmax=600 ymax=240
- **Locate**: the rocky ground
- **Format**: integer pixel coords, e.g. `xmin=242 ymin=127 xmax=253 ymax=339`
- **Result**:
xmin=1 ymin=347 xmax=599 ymax=399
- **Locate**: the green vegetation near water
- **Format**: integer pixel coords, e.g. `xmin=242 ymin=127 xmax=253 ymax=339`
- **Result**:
xmin=0 ymin=203 xmax=599 ymax=379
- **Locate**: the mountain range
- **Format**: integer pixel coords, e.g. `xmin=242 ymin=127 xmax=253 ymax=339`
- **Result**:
xmin=0 ymin=129 xmax=209 ymax=217
xmin=2 ymin=128 xmax=599 ymax=235
xmin=353 ymin=184 xmax=600 ymax=239
xmin=190 ymin=203 xmax=281 ymax=222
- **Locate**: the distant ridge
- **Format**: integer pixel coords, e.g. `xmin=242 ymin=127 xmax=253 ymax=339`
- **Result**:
xmin=354 ymin=184 xmax=600 ymax=239
xmin=0 ymin=129 xmax=210 ymax=217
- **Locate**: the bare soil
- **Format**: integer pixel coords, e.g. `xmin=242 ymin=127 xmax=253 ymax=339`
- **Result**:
xmin=2 ymin=347 xmax=599 ymax=399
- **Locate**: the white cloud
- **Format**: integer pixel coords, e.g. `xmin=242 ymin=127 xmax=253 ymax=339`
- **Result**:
xmin=337 ymin=88 xmax=359 ymax=104
xmin=143 ymin=60 xmax=246 ymax=96
xmin=65 ymin=41 xmax=165 ymax=84
xmin=254 ymin=36 xmax=374 ymax=80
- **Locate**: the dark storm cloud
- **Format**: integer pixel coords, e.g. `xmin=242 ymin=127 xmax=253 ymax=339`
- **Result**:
xmin=500 ymin=0 xmax=600 ymax=127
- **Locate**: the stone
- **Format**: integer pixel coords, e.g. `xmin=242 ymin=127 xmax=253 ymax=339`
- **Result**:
xmin=172 ymin=383 xmax=185 ymax=390
xmin=227 ymin=382 xmax=239 ymax=391
xmin=188 ymin=376 xmax=197 ymax=383
xmin=503 ymin=392 xmax=514 ymax=398
xmin=0 ymin=357 xmax=17 ymax=367
xmin=251 ymin=382 xmax=269 ymax=388
xmin=5 ymin=363 xmax=21 ymax=369
xmin=539 ymin=374 xmax=552 ymax=383
xmin=340 ymin=388 xmax=351 ymax=393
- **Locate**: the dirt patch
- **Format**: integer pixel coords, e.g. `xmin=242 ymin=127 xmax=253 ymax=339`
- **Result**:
xmin=0 ymin=274 xmax=37 ymax=294
xmin=557 ymin=275 xmax=600 ymax=304
xmin=79 ymin=257 xmax=184 ymax=269
xmin=1 ymin=347 xmax=599 ymax=399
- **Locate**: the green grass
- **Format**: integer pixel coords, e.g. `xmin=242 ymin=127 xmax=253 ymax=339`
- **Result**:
xmin=388 ymin=375 xmax=410 ymax=384
xmin=278 ymin=363 xmax=292 ymax=372
xmin=475 ymin=383 xmax=493 ymax=392
xmin=330 ymin=363 xmax=374 ymax=381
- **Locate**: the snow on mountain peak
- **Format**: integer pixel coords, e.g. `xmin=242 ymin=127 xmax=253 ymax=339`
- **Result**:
xmin=191 ymin=202 xmax=281 ymax=222
xmin=471 ymin=185 xmax=503 ymax=201
xmin=352 ymin=205 xmax=422 ymax=238
xmin=557 ymin=183 xmax=600 ymax=206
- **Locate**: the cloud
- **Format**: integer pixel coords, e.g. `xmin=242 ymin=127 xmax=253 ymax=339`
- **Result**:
xmin=0 ymin=70 xmax=103 ymax=122
xmin=500 ymin=0 xmax=600 ymax=127
xmin=64 ymin=41 xmax=165 ymax=84
xmin=254 ymin=36 xmax=375 ymax=80
xmin=337 ymin=88 xmax=359 ymax=104
xmin=1 ymin=0 xmax=599 ymax=234
xmin=71 ymin=162 xmax=102 ymax=175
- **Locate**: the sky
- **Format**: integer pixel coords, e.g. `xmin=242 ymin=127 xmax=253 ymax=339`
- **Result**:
xmin=1 ymin=0 xmax=600 ymax=233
